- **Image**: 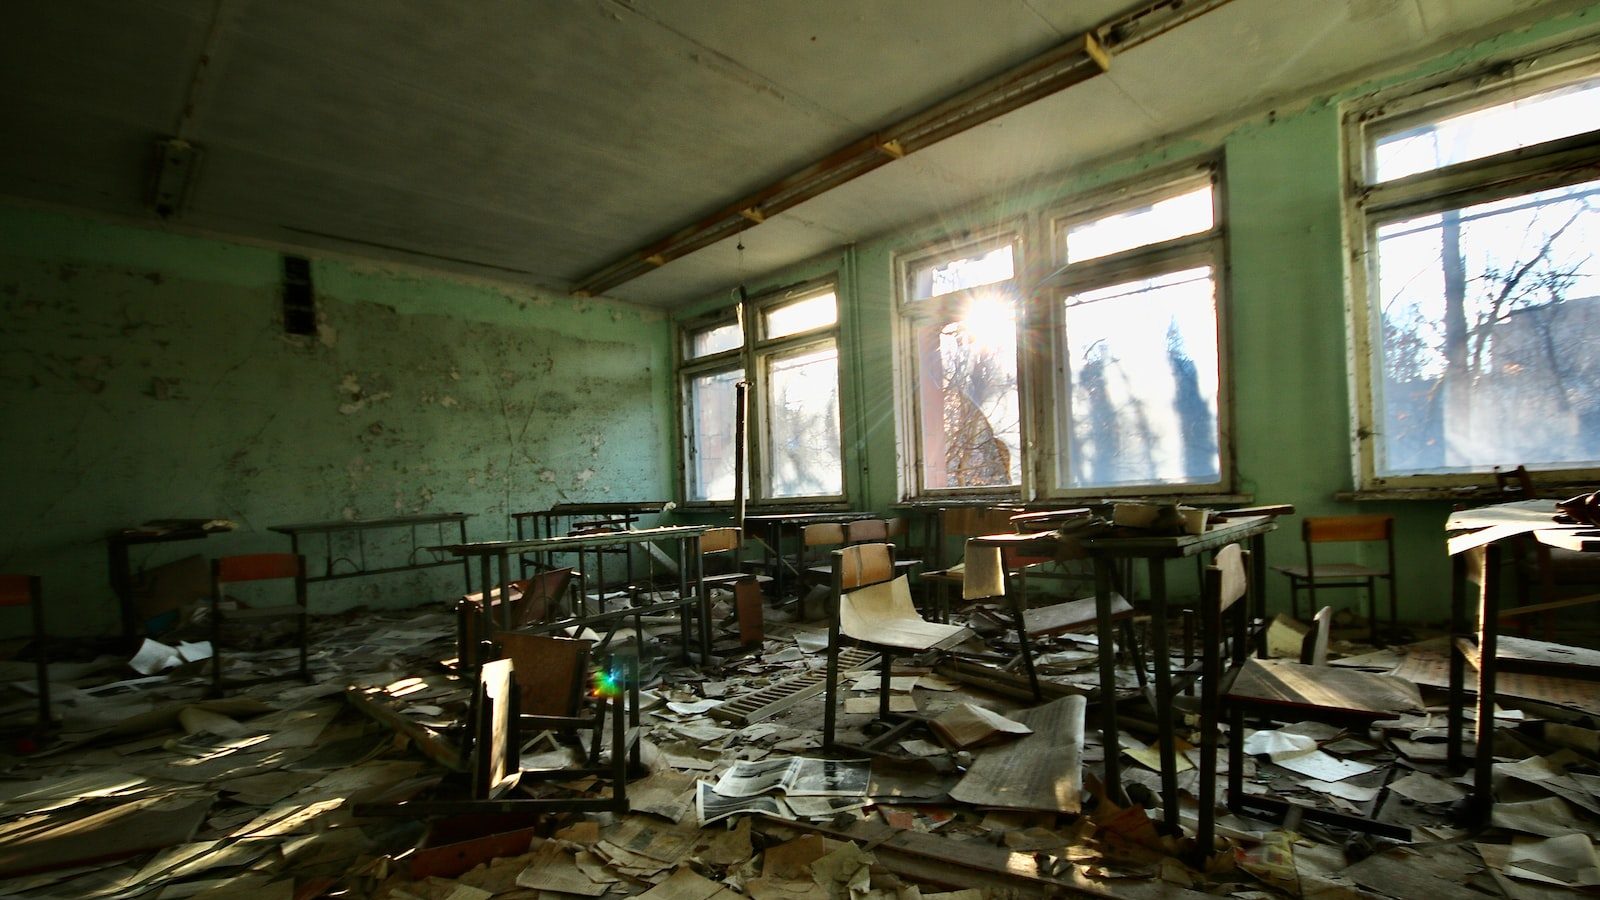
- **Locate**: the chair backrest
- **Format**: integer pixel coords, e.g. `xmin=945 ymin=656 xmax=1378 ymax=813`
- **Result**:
xmin=1494 ymin=465 xmax=1535 ymax=498
xmin=214 ymin=553 xmax=303 ymax=584
xmin=1302 ymin=515 xmax=1393 ymax=544
xmin=1301 ymin=606 xmax=1333 ymax=666
xmin=802 ymin=522 xmax=844 ymax=548
xmin=833 ymin=543 xmax=894 ymax=592
xmin=1210 ymin=543 xmax=1248 ymax=613
xmin=885 ymin=517 xmax=909 ymax=540
xmin=0 ymin=574 xmax=39 ymax=609
xmin=845 ymin=518 xmax=889 ymax=544
xmin=495 ymin=631 xmax=592 ymax=717
xmin=701 ymin=527 xmax=742 ymax=555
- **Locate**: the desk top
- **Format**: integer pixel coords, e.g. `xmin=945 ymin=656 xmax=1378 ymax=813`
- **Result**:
xmin=270 ymin=512 xmax=470 ymax=535
xmin=434 ymin=524 xmax=711 ymax=557
xmin=110 ymin=519 xmax=234 ymax=544
xmin=511 ymin=502 xmax=673 ymax=519
xmin=1080 ymin=514 xmax=1278 ymax=559
xmin=1444 ymin=499 xmax=1600 ymax=555
xmin=742 ymin=511 xmax=874 ymax=524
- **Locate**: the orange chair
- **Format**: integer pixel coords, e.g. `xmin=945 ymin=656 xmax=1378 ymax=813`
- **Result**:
xmin=210 ymin=554 xmax=310 ymax=696
xmin=1273 ymin=516 xmax=1397 ymax=643
xmin=0 ymin=575 xmax=49 ymax=729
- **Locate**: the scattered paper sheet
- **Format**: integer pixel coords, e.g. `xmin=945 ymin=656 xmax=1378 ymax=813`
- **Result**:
xmin=129 ymin=640 xmax=184 ymax=675
xmin=1242 ymin=729 xmax=1317 ymax=760
xmin=949 ymin=695 xmax=1086 ymax=813
xmin=1270 ymin=750 xmax=1377 ymax=782
xmin=1298 ymin=779 xmax=1380 ymax=803
xmin=844 ymin=695 xmax=916 ymax=714
xmin=1388 ymin=771 xmax=1467 ymax=804
xmin=666 ymin=699 xmax=721 ymax=715
xmin=961 ymin=543 xmax=1005 ymax=600
xmin=1505 ymin=834 xmax=1600 ymax=886
xmin=515 ymin=842 xmax=608 ymax=896
xmin=1492 ymin=797 xmax=1579 ymax=836
xmin=930 ymin=703 xmax=1032 ymax=749
xmin=849 ymin=674 xmax=920 ymax=692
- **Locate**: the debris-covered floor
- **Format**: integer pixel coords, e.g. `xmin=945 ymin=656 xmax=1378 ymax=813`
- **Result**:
xmin=2 ymin=594 xmax=1599 ymax=899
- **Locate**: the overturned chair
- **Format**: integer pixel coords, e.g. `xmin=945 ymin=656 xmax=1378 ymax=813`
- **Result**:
xmin=357 ymin=639 xmax=642 ymax=816
xmin=823 ymin=542 xmax=971 ymax=750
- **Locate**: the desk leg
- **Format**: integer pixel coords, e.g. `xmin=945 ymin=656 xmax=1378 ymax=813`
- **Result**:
xmin=1447 ymin=551 xmax=1467 ymax=770
xmin=108 ymin=540 xmax=135 ymax=640
xmin=1249 ymin=533 xmax=1268 ymax=657
xmin=1473 ymin=545 xmax=1501 ymax=818
xmin=1094 ymin=558 xmax=1126 ymax=805
xmin=1148 ymin=560 xmax=1179 ymax=831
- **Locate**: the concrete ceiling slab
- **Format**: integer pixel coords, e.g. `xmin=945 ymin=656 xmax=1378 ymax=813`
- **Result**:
xmin=0 ymin=0 xmax=1589 ymax=309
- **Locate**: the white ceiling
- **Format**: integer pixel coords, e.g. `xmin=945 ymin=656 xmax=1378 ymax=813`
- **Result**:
xmin=0 ymin=0 xmax=1585 ymax=308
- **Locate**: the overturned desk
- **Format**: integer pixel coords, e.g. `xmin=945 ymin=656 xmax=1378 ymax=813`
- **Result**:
xmin=436 ymin=525 xmax=714 ymax=665
xmin=1084 ymin=512 xmax=1282 ymax=830
xmin=270 ymin=513 xmax=472 ymax=590
xmin=743 ymin=510 xmax=875 ymax=600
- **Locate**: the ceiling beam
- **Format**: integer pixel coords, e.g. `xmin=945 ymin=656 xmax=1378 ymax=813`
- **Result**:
xmin=572 ymin=0 xmax=1237 ymax=298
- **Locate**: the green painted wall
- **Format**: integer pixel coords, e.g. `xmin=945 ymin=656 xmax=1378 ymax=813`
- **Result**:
xmin=675 ymin=6 xmax=1600 ymax=622
xmin=0 ymin=207 xmax=673 ymax=636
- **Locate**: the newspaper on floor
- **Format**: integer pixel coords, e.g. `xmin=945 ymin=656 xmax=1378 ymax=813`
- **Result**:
xmin=696 ymin=781 xmax=793 ymax=826
xmin=711 ymin=757 xmax=870 ymax=798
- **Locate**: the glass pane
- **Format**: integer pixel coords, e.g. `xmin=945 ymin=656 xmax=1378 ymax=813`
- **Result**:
xmin=1374 ymin=76 xmax=1600 ymax=182
xmin=764 ymin=343 xmax=842 ymax=497
xmin=1372 ymin=178 xmax=1600 ymax=476
xmin=764 ymin=292 xmax=837 ymax=339
xmin=908 ymin=243 xmax=1015 ymax=301
xmin=1064 ymin=183 xmax=1213 ymax=264
xmin=1061 ymin=267 xmax=1221 ymax=488
xmin=913 ymin=293 xmax=1021 ymax=489
xmin=689 ymin=322 xmax=741 ymax=358
xmin=687 ymin=367 xmax=744 ymax=501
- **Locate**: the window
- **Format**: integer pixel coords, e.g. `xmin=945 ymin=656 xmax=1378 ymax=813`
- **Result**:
xmin=1042 ymin=166 xmax=1227 ymax=495
xmin=679 ymin=283 xmax=843 ymax=503
xmin=896 ymin=234 xmax=1023 ymax=494
xmin=1348 ymin=55 xmax=1600 ymax=487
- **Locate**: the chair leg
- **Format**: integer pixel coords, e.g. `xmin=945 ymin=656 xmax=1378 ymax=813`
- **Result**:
xmin=878 ymin=651 xmax=893 ymax=721
xmin=1007 ymin=574 xmax=1041 ymax=701
xmin=1367 ymin=576 xmax=1379 ymax=644
xmin=210 ymin=592 xmax=223 ymax=697
xmin=1118 ymin=619 xmax=1147 ymax=688
xmin=1227 ymin=705 xmax=1244 ymax=810
xmin=298 ymin=610 xmax=310 ymax=683
xmin=30 ymin=589 xmax=50 ymax=730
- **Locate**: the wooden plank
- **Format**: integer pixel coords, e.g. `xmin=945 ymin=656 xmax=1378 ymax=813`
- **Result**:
xmin=345 ymin=686 xmax=466 ymax=772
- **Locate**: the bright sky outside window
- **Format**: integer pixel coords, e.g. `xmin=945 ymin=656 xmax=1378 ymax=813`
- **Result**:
xmin=764 ymin=344 xmax=842 ymax=497
xmin=908 ymin=243 xmax=1015 ymax=301
xmin=764 ymin=292 xmax=837 ymax=339
xmin=1060 ymin=266 xmax=1221 ymax=488
xmin=1372 ymin=76 xmax=1600 ymax=182
xmin=686 ymin=367 xmax=744 ymax=501
xmin=1064 ymin=183 xmax=1213 ymax=264
xmin=690 ymin=322 xmax=741 ymax=358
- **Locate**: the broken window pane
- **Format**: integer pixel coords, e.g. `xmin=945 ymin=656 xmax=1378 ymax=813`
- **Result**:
xmin=764 ymin=343 xmax=842 ymax=498
xmin=907 ymin=243 xmax=1014 ymax=301
xmin=1372 ymin=178 xmax=1600 ymax=476
xmin=688 ymin=366 xmax=744 ymax=501
xmin=1060 ymin=266 xmax=1221 ymax=488
xmin=1373 ymin=75 xmax=1600 ymax=182
xmin=913 ymin=294 xmax=1021 ymax=489
xmin=764 ymin=292 xmax=837 ymax=339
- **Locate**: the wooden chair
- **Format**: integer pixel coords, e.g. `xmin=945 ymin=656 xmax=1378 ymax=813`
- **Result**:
xmin=1273 ymin=515 xmax=1397 ymax=643
xmin=699 ymin=527 xmax=763 ymax=647
xmin=456 ymin=566 xmax=574 ymax=668
xmin=1493 ymin=465 xmax=1600 ymax=638
xmin=209 ymin=553 xmax=311 ymax=696
xmin=0 ymin=575 xmax=49 ymax=730
xmin=823 ymin=543 xmax=970 ymax=749
xmin=1198 ymin=546 xmax=1422 ymax=851
xmin=846 ymin=518 xmax=921 ymax=581
xmin=796 ymin=522 xmax=846 ymax=619
xmin=919 ymin=507 xmax=1024 ymax=621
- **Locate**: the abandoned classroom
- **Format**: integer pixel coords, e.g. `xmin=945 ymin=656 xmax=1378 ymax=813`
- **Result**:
xmin=4 ymin=1 xmax=1600 ymax=898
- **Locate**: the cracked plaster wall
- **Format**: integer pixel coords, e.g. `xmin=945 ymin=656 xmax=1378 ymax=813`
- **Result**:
xmin=0 ymin=207 xmax=673 ymax=636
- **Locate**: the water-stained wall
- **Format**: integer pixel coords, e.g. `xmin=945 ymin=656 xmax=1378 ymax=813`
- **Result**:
xmin=0 ymin=207 xmax=672 ymax=635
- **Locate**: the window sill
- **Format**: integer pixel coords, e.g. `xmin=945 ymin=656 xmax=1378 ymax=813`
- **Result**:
xmin=1337 ymin=484 xmax=1597 ymax=502
xmin=894 ymin=492 xmax=1255 ymax=509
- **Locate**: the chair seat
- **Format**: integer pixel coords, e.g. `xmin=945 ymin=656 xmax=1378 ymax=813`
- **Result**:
xmin=1022 ymin=593 xmax=1132 ymax=637
xmin=1274 ymin=562 xmax=1386 ymax=580
xmin=840 ymin=575 xmax=970 ymax=651
xmin=1226 ymin=657 xmax=1423 ymax=719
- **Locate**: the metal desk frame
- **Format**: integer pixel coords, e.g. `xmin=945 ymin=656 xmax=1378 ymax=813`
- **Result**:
xmin=269 ymin=513 xmax=472 ymax=589
xmin=511 ymin=502 xmax=671 ymax=597
xmin=438 ymin=525 xmax=713 ymax=665
xmin=742 ymin=511 xmax=874 ymax=600
xmin=1086 ymin=514 xmax=1279 ymax=830
xmin=107 ymin=519 xmax=232 ymax=638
